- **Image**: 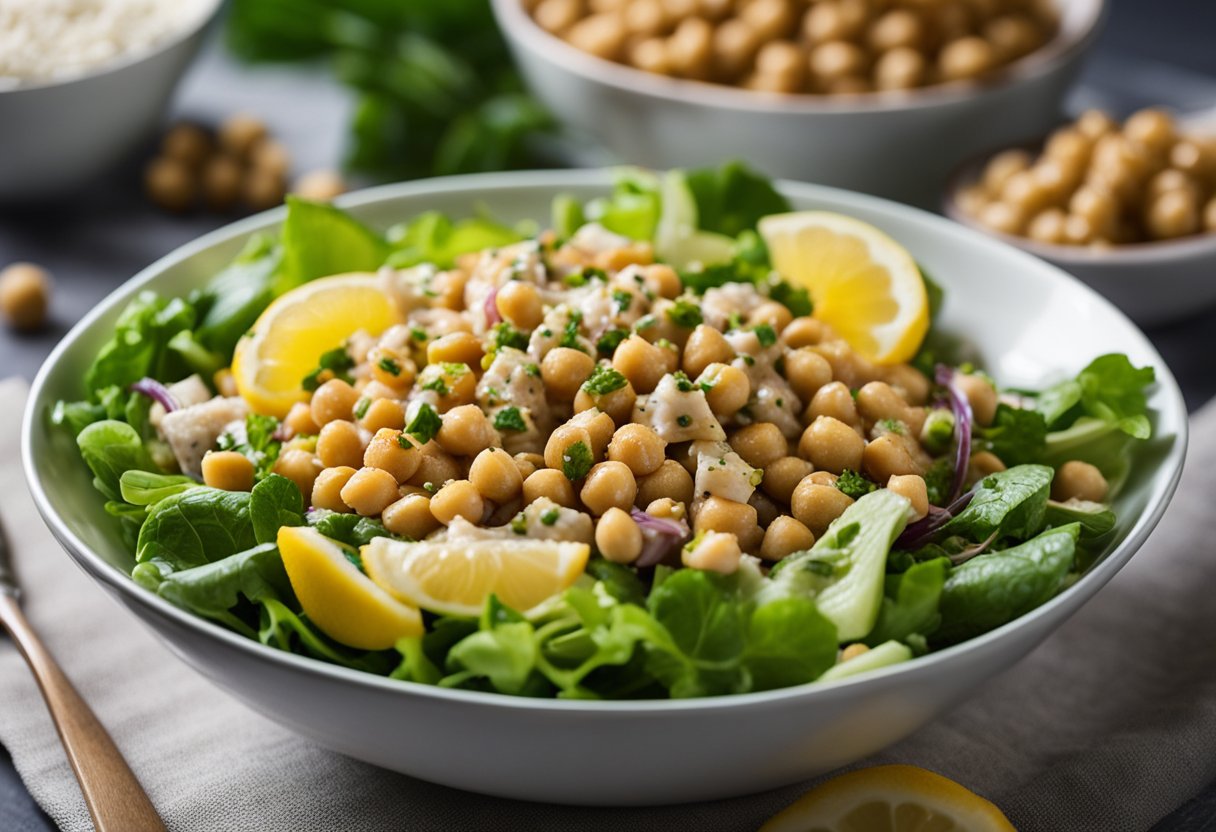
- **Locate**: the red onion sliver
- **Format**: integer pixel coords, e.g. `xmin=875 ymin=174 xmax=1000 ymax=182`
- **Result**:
xmin=484 ymin=287 xmax=502 ymax=326
xmin=630 ymin=508 xmax=690 ymax=568
xmin=128 ymin=378 xmax=179 ymax=412
xmin=935 ymin=364 xmax=973 ymax=505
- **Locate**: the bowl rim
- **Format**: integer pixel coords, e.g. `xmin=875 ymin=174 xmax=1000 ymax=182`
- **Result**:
xmin=0 ymin=0 xmax=223 ymax=95
xmin=942 ymin=149 xmax=1216 ymax=265
xmin=489 ymin=0 xmax=1107 ymax=116
xmin=22 ymin=168 xmax=1188 ymax=714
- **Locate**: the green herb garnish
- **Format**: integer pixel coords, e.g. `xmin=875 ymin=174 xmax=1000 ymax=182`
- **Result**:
xmin=583 ymin=365 xmax=628 ymax=396
xmin=301 ymin=346 xmax=354 ymax=392
xmin=667 ymin=299 xmax=703 ymax=328
xmin=561 ymin=441 xmax=593 ymax=481
xmin=406 ymin=403 xmax=442 ymax=444
xmin=493 ymin=406 xmax=527 ymax=432
xmin=836 ymin=469 xmax=877 ymax=499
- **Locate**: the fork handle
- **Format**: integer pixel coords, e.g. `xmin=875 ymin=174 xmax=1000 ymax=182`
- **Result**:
xmin=0 ymin=593 xmax=166 ymax=832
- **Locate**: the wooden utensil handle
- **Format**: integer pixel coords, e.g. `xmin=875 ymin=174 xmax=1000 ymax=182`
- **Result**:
xmin=0 ymin=593 xmax=166 ymax=832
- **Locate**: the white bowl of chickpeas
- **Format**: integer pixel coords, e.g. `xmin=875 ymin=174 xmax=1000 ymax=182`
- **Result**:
xmin=0 ymin=0 xmax=222 ymax=201
xmin=24 ymin=169 xmax=1186 ymax=805
xmin=493 ymin=0 xmax=1105 ymax=203
xmin=946 ymin=107 xmax=1216 ymax=327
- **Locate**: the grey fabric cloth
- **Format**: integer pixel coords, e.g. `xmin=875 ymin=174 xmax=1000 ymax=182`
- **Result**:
xmin=0 ymin=375 xmax=1210 ymax=832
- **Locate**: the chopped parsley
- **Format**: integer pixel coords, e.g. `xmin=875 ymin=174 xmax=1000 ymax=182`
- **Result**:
xmin=396 ymin=433 xmax=416 ymax=450
xmin=523 ymin=363 xmax=541 ymax=378
xmin=561 ymin=440 xmax=593 ymax=481
xmin=596 ymin=327 xmax=628 ymax=355
xmin=493 ymin=406 xmax=528 ymax=432
xmin=558 ymin=319 xmax=585 ymax=352
xmin=441 ymin=362 xmax=469 ymax=376
xmin=741 ymin=354 xmax=755 ymax=366
xmin=510 ymin=513 xmax=528 ymax=535
xmin=491 ymin=322 xmax=529 ymax=351
xmin=836 ymin=469 xmax=877 ymax=499
xmin=752 ymin=323 xmax=778 ymax=347
xmin=727 ymin=312 xmax=744 ymax=331
xmin=376 ymin=356 xmax=402 ymax=377
xmin=353 ymin=398 xmax=371 ymax=420
xmin=422 ymin=481 xmax=439 ymax=495
xmin=301 ymin=346 xmax=354 ymax=392
xmin=343 ymin=548 xmax=365 ymax=572
xmin=677 ymin=415 xmax=692 ymax=427
xmin=768 ymin=281 xmax=812 ymax=318
xmin=410 ymin=327 xmax=428 ymax=342
xmin=563 ymin=272 xmax=587 ymax=288
xmin=667 ymin=299 xmax=703 ymax=328
xmin=582 ymin=365 xmax=628 ymax=396
xmin=611 ymin=289 xmax=634 ymax=313
xmin=405 ymin=403 xmax=442 ymax=444
xmin=540 ymin=508 xmax=561 ymax=526
xmin=672 ymin=371 xmax=695 ymax=392
xmin=420 ymin=376 xmax=449 ymax=396
xmin=876 ymin=418 xmax=906 ymax=435
xmin=634 ymin=314 xmax=657 ymax=331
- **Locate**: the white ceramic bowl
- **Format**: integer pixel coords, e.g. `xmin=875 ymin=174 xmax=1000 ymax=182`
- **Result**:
xmin=23 ymin=171 xmax=1186 ymax=806
xmin=0 ymin=0 xmax=222 ymax=202
xmin=944 ymin=156 xmax=1216 ymax=328
xmin=491 ymin=0 xmax=1106 ymax=204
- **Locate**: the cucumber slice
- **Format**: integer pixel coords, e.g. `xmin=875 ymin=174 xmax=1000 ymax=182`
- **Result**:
xmin=819 ymin=640 xmax=913 ymax=682
xmin=802 ymin=489 xmax=911 ymax=641
xmin=653 ymin=171 xmax=736 ymax=270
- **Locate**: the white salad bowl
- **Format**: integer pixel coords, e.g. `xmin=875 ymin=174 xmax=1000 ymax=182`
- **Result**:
xmin=491 ymin=0 xmax=1106 ymax=205
xmin=23 ymin=170 xmax=1186 ymax=806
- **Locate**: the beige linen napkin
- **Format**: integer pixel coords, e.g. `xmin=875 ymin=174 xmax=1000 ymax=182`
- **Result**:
xmin=1 ymin=375 xmax=1211 ymax=831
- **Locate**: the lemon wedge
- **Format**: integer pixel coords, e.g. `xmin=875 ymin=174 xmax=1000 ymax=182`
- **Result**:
xmin=760 ymin=765 xmax=1016 ymax=832
xmin=362 ymin=537 xmax=590 ymax=618
xmin=758 ymin=211 xmax=929 ymax=365
xmin=277 ymin=526 xmax=422 ymax=651
xmin=232 ymin=272 xmax=400 ymax=417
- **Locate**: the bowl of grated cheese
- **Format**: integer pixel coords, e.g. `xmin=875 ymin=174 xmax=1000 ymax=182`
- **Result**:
xmin=0 ymin=0 xmax=222 ymax=201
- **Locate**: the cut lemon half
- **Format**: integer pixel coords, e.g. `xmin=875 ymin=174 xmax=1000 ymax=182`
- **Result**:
xmin=758 ymin=211 xmax=929 ymax=365
xmin=760 ymin=765 xmax=1016 ymax=832
xmin=277 ymin=526 xmax=422 ymax=651
xmin=362 ymin=537 xmax=590 ymax=618
xmin=232 ymin=272 xmax=400 ymax=417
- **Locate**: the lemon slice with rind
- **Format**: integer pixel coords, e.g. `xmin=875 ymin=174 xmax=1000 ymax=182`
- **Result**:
xmin=759 ymin=211 xmax=929 ymax=365
xmin=760 ymin=765 xmax=1016 ymax=832
xmin=277 ymin=526 xmax=422 ymax=651
xmin=232 ymin=272 xmax=400 ymax=417
xmin=362 ymin=537 xmax=590 ymax=618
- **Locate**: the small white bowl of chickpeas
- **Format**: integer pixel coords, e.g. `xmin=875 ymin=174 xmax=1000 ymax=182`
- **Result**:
xmin=945 ymin=107 xmax=1216 ymax=327
xmin=492 ymin=0 xmax=1106 ymax=203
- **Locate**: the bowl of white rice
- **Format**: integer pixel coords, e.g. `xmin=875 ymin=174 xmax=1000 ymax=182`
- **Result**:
xmin=0 ymin=0 xmax=222 ymax=201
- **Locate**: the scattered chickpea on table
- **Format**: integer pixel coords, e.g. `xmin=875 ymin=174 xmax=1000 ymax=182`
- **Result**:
xmin=0 ymin=262 xmax=52 ymax=331
xmin=525 ymin=0 xmax=1057 ymax=95
xmin=959 ymin=107 xmax=1216 ymax=246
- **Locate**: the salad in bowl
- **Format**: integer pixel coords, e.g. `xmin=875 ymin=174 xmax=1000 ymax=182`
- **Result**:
xmin=52 ymin=164 xmax=1158 ymax=702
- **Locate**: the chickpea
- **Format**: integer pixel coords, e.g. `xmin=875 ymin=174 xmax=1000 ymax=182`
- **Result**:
xmin=359 ymin=398 xmax=406 ymax=434
xmin=630 ymin=37 xmax=673 ymax=75
xmin=622 ymin=0 xmax=667 ymax=37
xmin=311 ymin=379 xmax=359 ymax=427
xmin=747 ymin=301 xmax=794 ymax=333
xmin=803 ymin=1 xmax=865 ymax=44
xmin=430 ymin=480 xmax=485 ymax=525
xmin=595 ymin=507 xmax=644 ymax=564
xmin=798 ymin=416 xmax=865 ymax=474
xmin=855 ymin=381 xmax=916 ymax=430
xmin=436 ymin=404 xmax=500 ymax=457
xmin=791 ymin=478 xmax=854 ymax=537
xmin=781 ymin=317 xmax=826 ymax=349
xmin=0 ymin=262 xmax=51 ymax=330
xmin=382 ymin=493 xmax=440 ymax=539
xmin=544 ymin=423 xmax=596 ymax=473
xmin=339 ymin=467 xmax=399 ymax=516
xmin=643 ymin=264 xmax=682 ymax=300
xmin=1205 ymin=197 xmax=1216 ymax=232
xmin=779 ymin=349 xmax=830 ymax=404
xmin=807 ymin=382 xmax=861 ymax=429
xmin=1124 ymin=108 xmax=1176 ymax=158
xmin=1146 ymin=169 xmax=1200 ymax=202
xmin=873 ymin=47 xmax=926 ymax=91
xmin=761 ymin=456 xmax=814 ymax=504
xmin=574 ymin=380 xmax=637 ymax=426
xmin=407 ymin=444 xmax=462 ymax=491
xmin=1052 ymin=460 xmax=1108 ymax=503
xmin=523 ymin=468 xmax=578 ymax=508
xmin=694 ymin=495 xmax=760 ymax=552
xmin=415 ymin=363 xmax=476 ymax=412
xmin=581 ymin=461 xmax=638 ymax=515
xmin=753 ymin=41 xmax=806 ymax=92
xmin=741 ymin=0 xmax=794 ymax=42
xmin=938 ymin=37 xmax=994 ymax=81
xmin=535 ymin=0 xmax=581 ymax=33
xmin=243 ymin=168 xmax=287 ymax=212
xmin=809 ymin=41 xmax=867 ymax=81
xmin=161 ymin=122 xmax=211 ymax=168
xmin=1170 ymin=140 xmax=1215 ymax=178
xmin=495 ymin=281 xmax=544 ymax=330
xmin=200 ymin=451 xmax=254 ymax=492
xmin=887 ymin=474 xmax=929 ymax=521
xmin=218 ymin=113 xmax=267 ymax=159
xmin=1068 ymin=187 xmax=1119 ymax=240
xmin=250 ymin=139 xmax=291 ymax=178
xmin=283 ymin=402 xmax=319 ymax=437
xmin=566 ymin=14 xmax=627 ymax=60
xmin=607 ymin=423 xmax=668 ymax=476
xmin=806 ymin=470 xmax=838 ymax=487
xmin=712 ymin=18 xmax=761 ymax=80
xmin=364 ymin=428 xmax=421 ymax=483
xmin=542 ymin=347 xmax=597 ymax=401
xmin=977 ymin=201 xmax=1026 ymax=236
xmin=839 ymin=643 xmax=870 ymax=663
xmin=201 ymin=155 xmax=242 ymax=212
xmin=699 ymin=363 xmax=750 ymax=417
xmin=682 ymin=530 xmax=742 ymax=574
xmin=514 ymin=452 xmax=545 ymax=481
xmin=730 ymin=422 xmax=787 ymax=468
xmin=1076 ymin=109 xmax=1117 ymax=141
xmin=313 ymin=466 xmax=357 ymax=512
xmin=637 ymin=458 xmax=695 ymax=507
xmin=427 ymin=331 xmax=483 ymax=369
xmin=1146 ymin=189 xmax=1201 ymax=240
xmin=954 ymin=373 xmax=998 ymax=426
xmin=869 ymin=10 xmax=923 ymax=52
xmin=317 ymin=420 xmax=365 ymax=469
xmin=1044 ymin=129 xmax=1092 ymax=171
xmin=292 ymin=169 xmax=346 ymax=203
xmin=882 ymin=364 xmax=931 ymax=406
xmin=614 ymin=334 xmax=677 ymax=394
xmin=667 ymin=17 xmax=714 ymax=79
xmin=760 ymin=516 xmax=815 ymax=561
xmin=214 ymin=368 xmax=239 ymax=399
xmin=429 ymin=270 xmax=469 ymax=312
xmin=273 ymin=450 xmax=323 ymax=502
xmin=999 ymin=170 xmax=1051 ymax=220
xmin=984 ymin=14 xmax=1042 ymax=61
xmin=1026 ymin=208 xmax=1066 ymax=245
xmin=571 ymin=409 xmax=616 ymax=459
xmin=863 ymin=433 xmax=926 ymax=482
xmin=683 ymin=325 xmax=736 ymax=378
xmin=646 ymin=497 xmax=687 ymax=522
xmin=144 ymin=157 xmax=196 ymax=213
xmin=469 ymin=448 xmax=525 ymax=503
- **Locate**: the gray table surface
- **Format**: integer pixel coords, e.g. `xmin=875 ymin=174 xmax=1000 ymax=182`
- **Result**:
xmin=2 ymin=1 xmax=1215 ymax=829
